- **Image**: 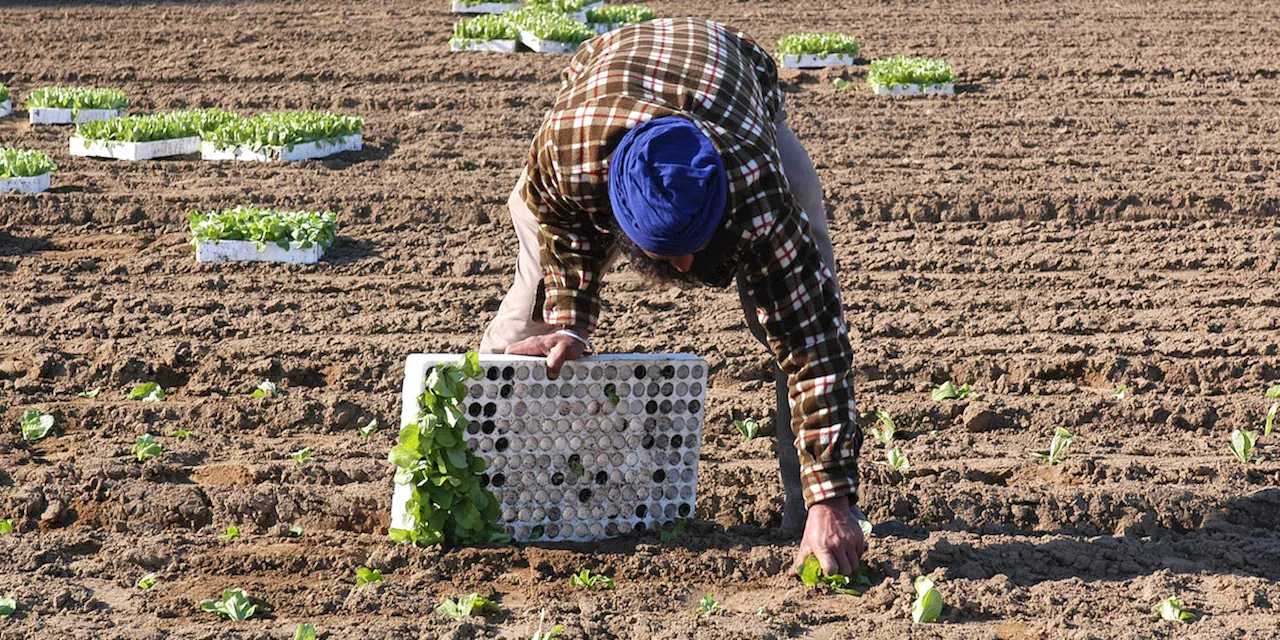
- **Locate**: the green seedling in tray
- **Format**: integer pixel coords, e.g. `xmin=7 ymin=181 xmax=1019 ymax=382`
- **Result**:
xmin=202 ymin=111 xmax=362 ymax=151
xmin=452 ymin=14 xmax=519 ymax=47
xmin=509 ymin=9 xmax=595 ymax=45
xmin=190 ymin=206 xmax=337 ymax=252
xmin=585 ymin=5 xmax=655 ymax=25
xmin=776 ymin=33 xmax=858 ymax=57
xmin=25 ymin=86 xmax=127 ymax=110
xmin=867 ymin=56 xmax=956 ymax=90
xmin=0 ymin=148 xmax=58 ymax=179
xmin=75 ymin=109 xmax=237 ymax=143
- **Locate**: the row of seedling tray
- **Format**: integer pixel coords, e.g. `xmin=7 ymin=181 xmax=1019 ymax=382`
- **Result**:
xmin=774 ymin=34 xmax=956 ymax=95
xmin=450 ymin=3 xmax=654 ymax=54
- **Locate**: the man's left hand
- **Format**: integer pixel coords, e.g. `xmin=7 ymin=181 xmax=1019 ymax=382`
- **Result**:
xmin=791 ymin=495 xmax=865 ymax=576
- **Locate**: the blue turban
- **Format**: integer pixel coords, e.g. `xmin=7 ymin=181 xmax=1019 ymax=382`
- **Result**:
xmin=608 ymin=117 xmax=728 ymax=257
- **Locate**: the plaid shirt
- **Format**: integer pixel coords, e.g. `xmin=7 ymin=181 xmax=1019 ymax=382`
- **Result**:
xmin=522 ymin=17 xmax=860 ymax=507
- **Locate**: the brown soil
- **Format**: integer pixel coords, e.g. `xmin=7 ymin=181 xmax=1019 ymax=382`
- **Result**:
xmin=2 ymin=0 xmax=1280 ymax=638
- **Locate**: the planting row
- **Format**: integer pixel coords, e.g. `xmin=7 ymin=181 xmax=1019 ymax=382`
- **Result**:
xmin=450 ymin=5 xmax=654 ymax=53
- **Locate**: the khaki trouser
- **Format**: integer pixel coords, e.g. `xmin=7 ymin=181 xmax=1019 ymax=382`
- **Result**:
xmin=480 ymin=115 xmax=842 ymax=532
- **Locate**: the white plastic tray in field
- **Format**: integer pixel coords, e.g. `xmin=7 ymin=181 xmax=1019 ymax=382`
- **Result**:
xmin=520 ymin=31 xmax=580 ymax=54
xmin=451 ymin=0 xmax=520 ymax=12
xmin=0 ymin=173 xmax=51 ymax=195
xmin=872 ymin=83 xmax=955 ymax=96
xmin=200 ymin=133 xmax=362 ymax=162
xmin=29 ymin=107 xmax=124 ymax=125
xmin=781 ymin=53 xmax=856 ymax=69
xmin=70 ymin=135 xmax=201 ymax=161
xmin=0 ymin=99 xmax=11 ymax=118
xmin=390 ymin=353 xmax=708 ymax=542
xmin=449 ymin=39 xmax=518 ymax=53
xmin=194 ymin=240 xmax=324 ymax=264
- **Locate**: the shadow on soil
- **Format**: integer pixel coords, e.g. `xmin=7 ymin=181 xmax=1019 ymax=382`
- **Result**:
xmin=326 ymin=237 xmax=381 ymax=264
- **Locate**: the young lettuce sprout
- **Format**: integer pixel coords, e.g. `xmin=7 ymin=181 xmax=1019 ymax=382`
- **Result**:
xmin=293 ymin=623 xmax=318 ymax=640
xmin=77 ymin=387 xmax=101 ymax=398
xmin=0 ymin=597 xmax=15 ymax=616
xmin=796 ymin=554 xmax=872 ymax=595
xmin=291 ymin=447 xmax=315 ymax=464
xmin=697 ymin=593 xmax=720 ymax=616
xmin=1153 ymin=596 xmax=1195 ymax=623
xmin=127 ymin=382 xmax=165 ymax=402
xmin=220 ymin=524 xmax=241 ymax=540
xmin=1030 ymin=427 xmax=1074 ymax=466
xmin=832 ymin=77 xmax=853 ymax=91
xmin=569 ymin=569 xmax=616 ymax=590
xmin=1228 ymin=430 xmax=1257 ymax=464
xmin=1267 ymin=402 xmax=1277 ymax=438
xmin=871 ymin=410 xmax=897 ymax=443
xmin=355 ymin=567 xmax=383 ymax=586
xmin=136 ymin=573 xmax=158 ymax=590
xmin=734 ymin=418 xmax=760 ymax=442
xmin=170 ymin=428 xmax=194 ymax=440
xmin=435 ymin=593 xmax=500 ymax=620
xmin=1113 ymin=384 xmax=1128 ymax=399
xmin=0 ymin=520 xmax=13 ymax=535
xmin=135 ymin=434 xmax=163 ymax=462
xmin=530 ymin=609 xmax=564 ymax=640
xmin=931 ymin=381 xmax=970 ymax=401
xmin=911 ymin=576 xmax=943 ymax=623
xmin=288 ymin=524 xmax=304 ymax=538
xmin=358 ymin=418 xmax=379 ymax=439
xmin=250 ymin=380 xmax=282 ymax=399
xmin=874 ymin=446 xmax=910 ymax=470
xmin=200 ymin=588 xmax=257 ymax=620
xmin=20 ymin=410 xmax=55 ymax=442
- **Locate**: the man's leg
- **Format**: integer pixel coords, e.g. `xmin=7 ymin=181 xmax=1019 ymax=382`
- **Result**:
xmin=480 ymin=174 xmax=559 ymax=354
xmin=736 ymin=117 xmax=845 ymax=534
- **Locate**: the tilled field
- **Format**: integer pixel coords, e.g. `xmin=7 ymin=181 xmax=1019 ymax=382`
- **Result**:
xmin=2 ymin=0 xmax=1280 ymax=638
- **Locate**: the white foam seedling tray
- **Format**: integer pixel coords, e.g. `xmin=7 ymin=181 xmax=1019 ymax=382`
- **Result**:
xmin=194 ymin=240 xmax=323 ymax=264
xmin=0 ymin=173 xmax=51 ymax=195
xmin=781 ymin=53 xmax=856 ymax=69
xmin=520 ymin=32 xmax=580 ymax=54
xmin=391 ymin=353 xmax=708 ymax=542
xmin=0 ymin=99 xmax=11 ymax=118
xmin=451 ymin=0 xmax=520 ymax=12
xmin=70 ymin=135 xmax=201 ymax=161
xmin=200 ymin=133 xmax=362 ymax=162
xmin=872 ymin=83 xmax=955 ymax=96
xmin=29 ymin=107 xmax=124 ymax=125
xmin=449 ymin=39 xmax=518 ymax=53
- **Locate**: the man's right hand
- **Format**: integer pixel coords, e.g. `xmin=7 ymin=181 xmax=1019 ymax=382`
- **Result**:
xmin=505 ymin=333 xmax=586 ymax=379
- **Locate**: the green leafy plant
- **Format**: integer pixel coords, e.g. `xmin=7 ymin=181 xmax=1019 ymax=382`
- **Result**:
xmin=75 ymin=109 xmax=238 ymax=143
xmin=293 ymin=623 xmax=318 ymax=640
xmin=524 ymin=0 xmax=587 ymax=12
xmin=189 ymin=206 xmax=338 ymax=252
xmin=530 ymin=609 xmax=564 ymax=640
xmin=832 ymin=77 xmax=854 ymax=91
xmin=734 ymin=418 xmax=760 ymax=442
xmin=251 ymin=380 xmax=282 ymax=399
xmin=1030 ymin=427 xmax=1074 ymax=466
xmin=435 ymin=593 xmax=499 ymax=620
xmin=359 ymin=418 xmax=379 ymax=439
xmin=25 ymin=86 xmax=127 ymax=110
xmin=659 ymin=519 xmax=688 ymax=542
xmin=697 ymin=593 xmax=720 ymax=616
xmin=0 ymin=596 xmax=15 ymax=616
xmin=1113 ymin=384 xmax=1129 ymax=399
xmin=868 ymin=56 xmax=956 ymax=90
xmin=388 ymin=351 xmax=507 ymax=547
xmin=291 ymin=447 xmax=315 ymax=464
xmin=871 ymin=410 xmax=897 ymax=443
xmin=77 ymin=387 xmax=101 ymax=398
xmin=874 ymin=446 xmax=910 ymax=470
xmin=776 ymin=33 xmax=858 ymax=57
xmin=288 ymin=524 xmax=304 ymax=537
xmin=911 ymin=576 xmax=943 ymax=623
xmin=203 ymin=111 xmax=363 ymax=151
xmin=221 ymin=524 xmax=241 ymax=540
xmin=200 ymin=588 xmax=257 ymax=621
xmin=0 ymin=148 xmax=57 ymax=179
xmin=136 ymin=573 xmax=158 ymax=590
xmin=0 ymin=520 xmax=13 ymax=535
xmin=1267 ymin=402 xmax=1278 ymax=438
xmin=796 ymin=554 xmax=872 ymax=595
xmin=135 ymin=434 xmax=162 ymax=462
xmin=509 ymin=9 xmax=595 ymax=44
xmin=171 ymin=428 xmax=194 ymax=439
xmin=584 ymin=4 xmax=655 ymax=25
xmin=569 ymin=569 xmax=616 ymax=590
xmin=931 ymin=380 xmax=970 ymax=401
xmin=20 ymin=410 xmax=55 ymax=442
xmin=355 ymin=567 xmax=383 ymax=585
xmin=0 ymin=84 xmax=8 ymax=104
xmin=126 ymin=382 xmax=165 ymax=402
xmin=451 ymin=14 xmax=520 ymax=47
xmin=1153 ymin=596 xmax=1195 ymax=623
xmin=1228 ymin=429 xmax=1257 ymax=464
xmin=603 ymin=383 xmax=620 ymax=406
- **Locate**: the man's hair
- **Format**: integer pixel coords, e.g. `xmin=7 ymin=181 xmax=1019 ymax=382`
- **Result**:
xmin=606 ymin=215 xmax=738 ymax=288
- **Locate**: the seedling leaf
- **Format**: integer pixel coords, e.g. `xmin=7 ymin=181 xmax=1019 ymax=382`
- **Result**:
xmin=0 ymin=520 xmax=13 ymax=535
xmin=1030 ymin=427 xmax=1074 ymax=466
xmin=288 ymin=525 xmax=304 ymax=538
xmin=569 ymin=569 xmax=616 ymax=590
xmin=1113 ymin=384 xmax=1128 ymax=399
xmin=530 ymin=609 xmax=564 ymax=640
xmin=1266 ymin=402 xmax=1277 ymax=438
xmin=734 ymin=418 xmax=760 ymax=442
xmin=355 ymin=567 xmax=383 ymax=586
xmin=0 ymin=596 xmax=15 ymax=616
xmin=1153 ymin=596 xmax=1195 ymax=623
xmin=874 ymin=446 xmax=910 ymax=470
xmin=127 ymin=382 xmax=165 ymax=403
xmin=292 ymin=447 xmax=315 ymax=464
xmin=832 ymin=77 xmax=853 ymax=91
xmin=1228 ymin=429 xmax=1256 ymax=464
xmin=796 ymin=554 xmax=870 ymax=595
xmin=135 ymin=434 xmax=162 ymax=462
xmin=250 ymin=380 xmax=282 ymax=399
xmin=931 ymin=381 xmax=970 ymax=401
xmin=1266 ymin=384 xmax=1280 ymax=399
xmin=220 ymin=524 xmax=241 ymax=540
xmin=697 ymin=593 xmax=720 ymax=616
xmin=871 ymin=410 xmax=897 ymax=443
xmin=359 ymin=418 xmax=379 ymax=439
xmin=77 ymin=387 xmax=101 ymax=398
xmin=170 ymin=428 xmax=194 ymax=439
xmin=293 ymin=623 xmax=318 ymax=640
xmin=199 ymin=588 xmax=257 ymax=620
xmin=434 ymin=593 xmax=499 ymax=620
xmin=136 ymin=573 xmax=158 ymax=590
xmin=20 ymin=410 xmax=55 ymax=442
xmin=911 ymin=576 xmax=943 ymax=623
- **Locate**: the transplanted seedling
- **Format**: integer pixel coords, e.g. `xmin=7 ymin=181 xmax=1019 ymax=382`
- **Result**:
xmin=200 ymin=588 xmax=257 ymax=620
xmin=530 ymin=609 xmax=564 ymax=640
xmin=796 ymin=554 xmax=872 ymax=595
xmin=355 ymin=567 xmax=383 ymax=585
xmin=292 ymin=447 xmax=315 ymax=464
xmin=288 ymin=524 xmax=304 ymax=538
xmin=135 ymin=434 xmax=163 ymax=462
xmin=931 ymin=381 xmax=971 ymax=401
xmin=0 ymin=519 xmax=13 ymax=535
xmin=734 ymin=418 xmax=760 ymax=442
xmin=569 ymin=569 xmax=616 ymax=590
xmin=697 ymin=593 xmax=720 ymax=616
xmin=874 ymin=446 xmax=910 ymax=470
xmin=1030 ymin=427 xmax=1074 ymax=466
xmin=832 ymin=77 xmax=854 ymax=90
xmin=0 ymin=596 xmax=15 ymax=616
xmin=358 ymin=419 xmax=379 ymax=439
xmin=1264 ymin=385 xmax=1280 ymax=437
xmin=659 ymin=519 xmax=688 ymax=542
xmin=136 ymin=573 xmax=158 ymax=590
xmin=293 ymin=623 xmax=318 ymax=640
xmin=1153 ymin=596 xmax=1195 ymax=623
xmin=871 ymin=410 xmax=897 ymax=443
xmin=170 ymin=428 xmax=194 ymax=439
xmin=250 ymin=380 xmax=283 ymax=399
xmin=77 ymin=387 xmax=101 ymax=398
xmin=127 ymin=382 xmax=165 ymax=403
xmin=1113 ymin=384 xmax=1129 ymax=399
xmin=911 ymin=576 xmax=943 ymax=623
xmin=435 ymin=593 xmax=500 ymax=620
xmin=1228 ymin=429 xmax=1257 ymax=464
xmin=220 ymin=525 xmax=241 ymax=540
xmin=20 ymin=410 xmax=55 ymax=442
